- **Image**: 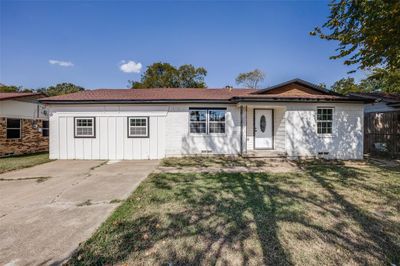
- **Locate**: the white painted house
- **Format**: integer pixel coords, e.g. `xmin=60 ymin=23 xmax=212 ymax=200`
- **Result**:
xmin=40 ymin=79 xmax=367 ymax=160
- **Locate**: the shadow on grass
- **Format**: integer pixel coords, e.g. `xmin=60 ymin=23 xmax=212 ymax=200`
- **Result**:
xmin=69 ymin=163 xmax=400 ymax=265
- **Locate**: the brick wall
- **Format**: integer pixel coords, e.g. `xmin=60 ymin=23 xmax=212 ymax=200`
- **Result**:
xmin=0 ymin=117 xmax=49 ymax=157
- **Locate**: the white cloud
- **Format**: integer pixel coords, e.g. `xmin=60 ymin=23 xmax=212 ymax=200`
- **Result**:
xmin=119 ymin=60 xmax=142 ymax=73
xmin=49 ymin=59 xmax=74 ymax=67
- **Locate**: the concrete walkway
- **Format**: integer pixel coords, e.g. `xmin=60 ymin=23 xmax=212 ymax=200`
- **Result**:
xmin=0 ymin=159 xmax=159 ymax=266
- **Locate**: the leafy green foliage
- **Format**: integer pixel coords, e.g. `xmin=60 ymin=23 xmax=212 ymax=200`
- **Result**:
xmin=37 ymin=83 xmax=85 ymax=96
xmin=129 ymin=62 xmax=207 ymax=88
xmin=330 ymin=69 xmax=400 ymax=95
xmin=235 ymin=69 xmax=265 ymax=88
xmin=0 ymin=85 xmax=32 ymax=92
xmin=311 ymin=0 xmax=400 ymax=71
xmin=330 ymin=77 xmax=362 ymax=95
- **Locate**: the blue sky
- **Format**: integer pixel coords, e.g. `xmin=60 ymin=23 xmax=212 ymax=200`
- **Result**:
xmin=0 ymin=1 xmax=366 ymax=89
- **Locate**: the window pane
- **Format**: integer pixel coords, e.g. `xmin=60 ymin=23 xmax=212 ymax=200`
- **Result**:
xmin=130 ymin=118 xmax=147 ymax=127
xmin=42 ymin=129 xmax=49 ymax=137
xmin=7 ymin=129 xmax=20 ymax=138
xmin=43 ymin=120 xmax=49 ymax=129
xmin=190 ymin=110 xmax=206 ymax=121
xmin=7 ymin=119 xmax=20 ymax=129
xmin=190 ymin=123 xmax=207 ymax=133
xmin=130 ymin=127 xmax=147 ymax=136
xmin=209 ymin=110 xmax=225 ymax=122
xmin=209 ymin=123 xmax=225 ymax=133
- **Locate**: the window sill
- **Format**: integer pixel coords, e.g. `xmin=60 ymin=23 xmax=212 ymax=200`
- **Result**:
xmin=317 ymin=134 xmax=334 ymax=138
xmin=189 ymin=133 xmax=227 ymax=137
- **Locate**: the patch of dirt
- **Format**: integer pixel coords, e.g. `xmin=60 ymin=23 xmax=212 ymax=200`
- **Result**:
xmin=156 ymin=159 xmax=299 ymax=173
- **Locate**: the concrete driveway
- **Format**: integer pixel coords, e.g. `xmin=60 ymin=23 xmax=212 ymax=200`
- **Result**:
xmin=0 ymin=159 xmax=159 ymax=266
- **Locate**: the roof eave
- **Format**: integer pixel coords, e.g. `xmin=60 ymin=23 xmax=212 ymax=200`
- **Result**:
xmin=39 ymin=99 xmax=235 ymax=104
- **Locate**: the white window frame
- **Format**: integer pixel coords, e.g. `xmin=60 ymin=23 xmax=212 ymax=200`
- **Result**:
xmin=189 ymin=108 xmax=226 ymax=135
xmin=6 ymin=118 xmax=21 ymax=139
xmin=128 ymin=117 xmax=149 ymax=138
xmin=208 ymin=109 xmax=226 ymax=135
xmin=74 ymin=117 xmax=95 ymax=138
xmin=189 ymin=109 xmax=208 ymax=135
xmin=316 ymin=107 xmax=334 ymax=136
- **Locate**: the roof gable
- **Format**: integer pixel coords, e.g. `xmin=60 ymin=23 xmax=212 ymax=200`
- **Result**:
xmin=253 ymin=78 xmax=338 ymax=96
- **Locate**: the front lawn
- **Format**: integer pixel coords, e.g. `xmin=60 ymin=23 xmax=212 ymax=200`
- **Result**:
xmin=69 ymin=160 xmax=400 ymax=265
xmin=0 ymin=152 xmax=51 ymax=174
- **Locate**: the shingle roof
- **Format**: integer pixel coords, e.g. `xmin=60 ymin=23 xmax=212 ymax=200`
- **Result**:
xmin=40 ymin=88 xmax=257 ymax=102
xmin=0 ymin=92 xmax=44 ymax=101
xmin=39 ymin=80 xmax=369 ymax=103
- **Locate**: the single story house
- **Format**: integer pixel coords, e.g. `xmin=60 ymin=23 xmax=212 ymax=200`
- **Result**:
xmin=0 ymin=92 xmax=49 ymax=157
xmin=40 ymin=79 xmax=367 ymax=160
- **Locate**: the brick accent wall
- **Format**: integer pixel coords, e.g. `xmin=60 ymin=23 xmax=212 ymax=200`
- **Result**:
xmin=0 ymin=117 xmax=49 ymax=157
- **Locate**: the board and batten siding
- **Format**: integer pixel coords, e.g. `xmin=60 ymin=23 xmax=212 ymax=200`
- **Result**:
xmin=49 ymin=105 xmax=167 ymax=160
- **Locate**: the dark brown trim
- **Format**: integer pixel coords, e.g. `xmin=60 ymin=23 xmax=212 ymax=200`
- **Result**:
xmin=253 ymin=109 xmax=274 ymax=150
xmin=73 ymin=117 xmax=96 ymax=138
xmin=127 ymin=116 xmax=150 ymax=138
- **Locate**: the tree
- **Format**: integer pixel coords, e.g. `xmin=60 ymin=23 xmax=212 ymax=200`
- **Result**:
xmin=129 ymin=62 xmax=207 ymax=88
xmin=311 ymin=0 xmax=400 ymax=71
xmin=330 ymin=69 xmax=400 ymax=95
xmin=0 ymin=85 xmax=20 ymax=92
xmin=365 ymin=68 xmax=400 ymax=93
xmin=330 ymin=77 xmax=362 ymax=95
xmin=0 ymin=84 xmax=32 ymax=92
xmin=38 ymin=83 xmax=85 ymax=96
xmin=235 ymin=69 xmax=265 ymax=88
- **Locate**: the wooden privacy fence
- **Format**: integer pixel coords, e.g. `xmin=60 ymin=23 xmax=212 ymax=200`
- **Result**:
xmin=364 ymin=111 xmax=400 ymax=157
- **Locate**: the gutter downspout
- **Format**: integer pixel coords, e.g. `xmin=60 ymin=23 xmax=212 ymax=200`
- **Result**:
xmin=240 ymin=105 xmax=243 ymax=155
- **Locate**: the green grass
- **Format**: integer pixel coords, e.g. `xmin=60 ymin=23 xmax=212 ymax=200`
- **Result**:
xmin=0 ymin=152 xmax=51 ymax=174
xmin=68 ymin=160 xmax=400 ymax=266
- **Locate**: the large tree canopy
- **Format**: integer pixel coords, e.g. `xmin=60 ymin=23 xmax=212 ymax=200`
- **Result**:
xmin=37 ymin=83 xmax=85 ymax=96
xmin=129 ymin=62 xmax=207 ymax=88
xmin=311 ymin=0 xmax=400 ymax=71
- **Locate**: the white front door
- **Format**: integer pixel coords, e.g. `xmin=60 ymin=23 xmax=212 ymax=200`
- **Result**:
xmin=254 ymin=109 xmax=273 ymax=149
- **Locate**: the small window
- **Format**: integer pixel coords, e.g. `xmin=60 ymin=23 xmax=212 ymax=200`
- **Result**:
xmin=317 ymin=108 xmax=333 ymax=134
xmin=6 ymin=118 xmax=21 ymax=139
xmin=189 ymin=110 xmax=207 ymax=134
xmin=128 ymin=117 xmax=149 ymax=138
xmin=74 ymin=117 xmax=95 ymax=138
xmin=42 ymin=121 xmax=49 ymax=137
xmin=208 ymin=110 xmax=225 ymax=134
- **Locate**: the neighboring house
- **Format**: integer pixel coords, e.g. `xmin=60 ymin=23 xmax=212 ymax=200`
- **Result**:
xmin=40 ymin=79 xmax=367 ymax=160
xmin=0 ymin=92 xmax=49 ymax=157
xmin=350 ymin=92 xmax=400 ymax=157
xmin=350 ymin=92 xmax=400 ymax=113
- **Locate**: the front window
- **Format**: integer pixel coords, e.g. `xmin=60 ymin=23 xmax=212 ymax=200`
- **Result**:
xmin=6 ymin=118 xmax=21 ymax=139
xmin=74 ymin=117 xmax=95 ymax=138
xmin=189 ymin=110 xmax=207 ymax=134
xmin=189 ymin=108 xmax=226 ymax=134
xmin=317 ymin=108 xmax=333 ymax=134
xmin=42 ymin=120 xmax=49 ymax=137
xmin=128 ymin=117 xmax=149 ymax=137
xmin=208 ymin=110 xmax=225 ymax=134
